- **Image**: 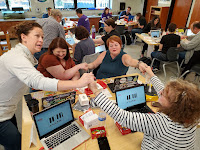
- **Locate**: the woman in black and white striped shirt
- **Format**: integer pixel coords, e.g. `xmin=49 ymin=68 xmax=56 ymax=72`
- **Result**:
xmin=89 ymin=66 xmax=200 ymax=150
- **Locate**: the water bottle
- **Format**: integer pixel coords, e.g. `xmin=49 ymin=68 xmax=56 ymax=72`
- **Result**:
xmin=92 ymin=25 xmax=96 ymax=39
xmin=98 ymin=110 xmax=106 ymax=127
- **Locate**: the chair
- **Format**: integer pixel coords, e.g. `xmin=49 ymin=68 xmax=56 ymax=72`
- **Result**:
xmin=150 ymin=47 xmax=181 ymax=81
xmin=80 ymin=52 xmax=100 ymax=76
xmin=0 ymin=33 xmax=11 ymax=56
xmin=115 ymin=25 xmax=126 ymax=48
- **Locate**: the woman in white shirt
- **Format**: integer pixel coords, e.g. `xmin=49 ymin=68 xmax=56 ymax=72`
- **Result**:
xmin=0 ymin=21 xmax=94 ymax=150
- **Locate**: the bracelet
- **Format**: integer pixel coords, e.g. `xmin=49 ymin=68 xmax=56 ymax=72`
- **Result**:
xmin=136 ymin=61 xmax=142 ymax=69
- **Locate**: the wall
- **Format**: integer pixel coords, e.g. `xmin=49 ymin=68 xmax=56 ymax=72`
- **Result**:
xmin=0 ymin=0 xmax=144 ymax=19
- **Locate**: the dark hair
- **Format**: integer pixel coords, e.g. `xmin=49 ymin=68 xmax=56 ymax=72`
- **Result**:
xmin=76 ymin=8 xmax=82 ymax=14
xmin=127 ymin=6 xmax=131 ymax=10
xmin=48 ymin=37 xmax=70 ymax=60
xmin=104 ymin=18 xmax=116 ymax=28
xmin=47 ymin=7 xmax=52 ymax=11
xmin=159 ymin=79 xmax=200 ymax=128
xmin=193 ymin=21 xmax=200 ymax=29
xmin=150 ymin=15 xmax=161 ymax=29
xmin=104 ymin=7 xmax=109 ymax=14
xmin=168 ymin=23 xmax=177 ymax=32
xmin=11 ymin=21 xmax=42 ymax=43
xmin=106 ymin=35 xmax=122 ymax=48
xmin=136 ymin=13 xmax=142 ymax=18
xmin=75 ymin=26 xmax=89 ymax=40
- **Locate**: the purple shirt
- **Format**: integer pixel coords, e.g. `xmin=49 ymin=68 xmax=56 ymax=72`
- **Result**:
xmin=77 ymin=15 xmax=90 ymax=32
xmin=101 ymin=13 xmax=112 ymax=20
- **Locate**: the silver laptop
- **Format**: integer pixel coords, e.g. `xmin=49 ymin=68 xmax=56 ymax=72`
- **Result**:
xmin=66 ymin=37 xmax=75 ymax=45
xmin=150 ymin=30 xmax=161 ymax=39
xmin=185 ymin=29 xmax=195 ymax=36
xmin=33 ymin=100 xmax=90 ymax=150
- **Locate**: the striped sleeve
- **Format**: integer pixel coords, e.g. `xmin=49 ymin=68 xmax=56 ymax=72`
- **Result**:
xmin=94 ymin=93 xmax=167 ymax=138
xmin=150 ymin=76 xmax=164 ymax=97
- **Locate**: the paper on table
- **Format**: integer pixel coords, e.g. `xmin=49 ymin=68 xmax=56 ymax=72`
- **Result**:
xmin=32 ymin=91 xmax=44 ymax=100
xmin=101 ymin=88 xmax=112 ymax=98
xmin=29 ymin=123 xmax=37 ymax=148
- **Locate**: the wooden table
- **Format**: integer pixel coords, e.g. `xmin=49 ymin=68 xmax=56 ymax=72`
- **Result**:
xmin=22 ymin=73 xmax=159 ymax=150
xmin=136 ymin=33 xmax=160 ymax=58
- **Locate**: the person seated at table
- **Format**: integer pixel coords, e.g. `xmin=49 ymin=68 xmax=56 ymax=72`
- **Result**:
xmin=179 ymin=21 xmax=200 ymax=68
xmin=73 ymin=26 xmax=95 ymax=64
xmin=131 ymin=13 xmax=147 ymax=42
xmin=93 ymin=18 xmax=120 ymax=50
xmin=37 ymin=37 xmax=88 ymax=80
xmin=88 ymin=35 xmax=147 ymax=79
xmin=141 ymin=15 xmax=161 ymax=57
xmin=101 ymin=7 xmax=112 ymax=22
xmin=0 ymin=21 xmax=94 ymax=150
xmin=42 ymin=7 xmax=52 ymax=18
xmin=151 ymin=23 xmax=180 ymax=70
xmin=89 ymin=66 xmax=200 ymax=150
xmin=119 ymin=6 xmax=131 ymax=20
xmin=76 ymin=8 xmax=90 ymax=33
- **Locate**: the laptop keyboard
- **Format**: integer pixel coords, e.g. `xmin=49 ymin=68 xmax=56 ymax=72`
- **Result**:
xmin=44 ymin=124 xmax=81 ymax=149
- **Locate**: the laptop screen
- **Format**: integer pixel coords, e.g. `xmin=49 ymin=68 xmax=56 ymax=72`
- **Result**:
xmin=66 ymin=38 xmax=75 ymax=45
xmin=116 ymin=86 xmax=146 ymax=109
xmin=186 ymin=29 xmax=195 ymax=36
xmin=150 ymin=30 xmax=160 ymax=38
xmin=33 ymin=100 xmax=74 ymax=138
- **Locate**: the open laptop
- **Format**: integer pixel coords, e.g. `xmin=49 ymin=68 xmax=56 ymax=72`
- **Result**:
xmin=185 ymin=29 xmax=195 ymax=36
xmin=128 ymin=15 xmax=135 ymax=21
xmin=33 ymin=100 xmax=90 ymax=150
xmin=150 ymin=30 xmax=161 ymax=38
xmin=66 ymin=37 xmax=75 ymax=45
xmin=115 ymin=85 xmax=154 ymax=113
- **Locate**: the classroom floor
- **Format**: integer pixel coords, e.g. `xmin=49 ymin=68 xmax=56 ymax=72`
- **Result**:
xmin=0 ymin=40 xmax=200 ymax=150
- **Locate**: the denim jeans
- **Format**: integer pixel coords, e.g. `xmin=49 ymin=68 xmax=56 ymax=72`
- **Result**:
xmin=0 ymin=115 xmax=21 ymax=150
xmin=178 ymin=51 xmax=186 ymax=65
xmin=131 ymin=28 xmax=143 ymax=41
xmin=34 ymin=48 xmax=48 ymax=68
xmin=151 ymin=51 xmax=167 ymax=69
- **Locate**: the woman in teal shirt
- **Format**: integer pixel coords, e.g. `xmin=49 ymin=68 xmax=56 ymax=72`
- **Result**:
xmin=88 ymin=35 xmax=147 ymax=79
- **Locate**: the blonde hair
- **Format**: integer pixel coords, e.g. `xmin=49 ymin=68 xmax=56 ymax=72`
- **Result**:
xmin=159 ymin=79 xmax=200 ymax=128
xmin=50 ymin=9 xmax=62 ymax=18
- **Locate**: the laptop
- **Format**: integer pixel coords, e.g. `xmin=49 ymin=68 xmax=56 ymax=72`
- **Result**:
xmin=115 ymin=85 xmax=154 ymax=113
xmin=186 ymin=29 xmax=195 ymax=36
xmin=150 ymin=30 xmax=161 ymax=38
xmin=66 ymin=37 xmax=75 ymax=45
xmin=33 ymin=100 xmax=90 ymax=150
xmin=128 ymin=15 xmax=135 ymax=21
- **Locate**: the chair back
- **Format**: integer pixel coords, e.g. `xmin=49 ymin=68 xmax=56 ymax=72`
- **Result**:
xmin=166 ymin=47 xmax=179 ymax=61
xmin=115 ymin=25 xmax=125 ymax=35
xmin=80 ymin=52 xmax=100 ymax=75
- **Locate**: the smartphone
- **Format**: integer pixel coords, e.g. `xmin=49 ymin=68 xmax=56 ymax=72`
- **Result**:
xmin=97 ymin=137 xmax=110 ymax=150
xmin=151 ymin=102 xmax=161 ymax=107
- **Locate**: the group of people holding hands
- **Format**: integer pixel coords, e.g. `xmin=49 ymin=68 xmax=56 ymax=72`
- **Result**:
xmin=0 ymin=7 xmax=200 ymax=150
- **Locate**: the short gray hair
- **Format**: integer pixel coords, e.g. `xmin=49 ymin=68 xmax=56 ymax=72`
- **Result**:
xmin=51 ymin=9 xmax=62 ymax=18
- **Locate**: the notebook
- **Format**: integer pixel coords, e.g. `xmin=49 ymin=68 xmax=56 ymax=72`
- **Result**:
xmin=66 ymin=37 xmax=75 ymax=45
xmin=150 ymin=30 xmax=161 ymax=38
xmin=115 ymin=85 xmax=154 ymax=113
xmin=33 ymin=100 xmax=90 ymax=150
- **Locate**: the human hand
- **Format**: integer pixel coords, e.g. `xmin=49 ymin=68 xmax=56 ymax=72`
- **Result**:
xmin=144 ymin=66 xmax=155 ymax=78
xmin=79 ymin=63 xmax=88 ymax=71
xmin=181 ymin=35 xmax=187 ymax=39
xmin=138 ymin=62 xmax=148 ymax=74
xmin=78 ymin=72 xmax=95 ymax=87
xmin=88 ymin=81 xmax=99 ymax=95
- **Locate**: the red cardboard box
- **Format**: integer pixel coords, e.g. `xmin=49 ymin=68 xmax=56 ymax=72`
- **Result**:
xmin=79 ymin=109 xmax=94 ymax=126
xmin=115 ymin=122 xmax=131 ymax=135
xmin=90 ymin=126 xmax=106 ymax=139
xmin=85 ymin=80 xmax=107 ymax=95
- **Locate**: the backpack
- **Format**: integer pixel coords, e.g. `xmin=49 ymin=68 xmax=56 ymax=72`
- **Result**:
xmin=124 ymin=31 xmax=132 ymax=45
xmin=138 ymin=57 xmax=152 ymax=66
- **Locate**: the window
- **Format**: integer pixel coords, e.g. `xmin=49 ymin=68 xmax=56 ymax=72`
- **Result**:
xmin=96 ymin=0 xmax=110 ymax=9
xmin=0 ymin=0 xmax=7 ymax=9
xmin=8 ymin=0 xmax=30 ymax=10
xmin=77 ymin=0 xmax=95 ymax=9
xmin=54 ymin=0 xmax=75 ymax=9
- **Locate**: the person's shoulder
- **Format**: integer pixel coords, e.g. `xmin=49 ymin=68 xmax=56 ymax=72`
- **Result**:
xmin=42 ymin=54 xmax=57 ymax=61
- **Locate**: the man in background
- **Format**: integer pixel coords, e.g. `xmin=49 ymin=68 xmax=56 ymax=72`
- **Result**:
xmin=36 ymin=9 xmax=65 ymax=65
xmin=119 ymin=6 xmax=131 ymax=19
xmin=42 ymin=7 xmax=52 ymax=18
xmin=76 ymin=8 xmax=90 ymax=33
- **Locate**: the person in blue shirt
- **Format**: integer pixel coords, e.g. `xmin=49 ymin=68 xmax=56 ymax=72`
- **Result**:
xmin=87 ymin=35 xmax=147 ymax=79
xmin=119 ymin=6 xmax=131 ymax=20
xmin=42 ymin=7 xmax=52 ymax=18
xmin=76 ymin=8 xmax=90 ymax=33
